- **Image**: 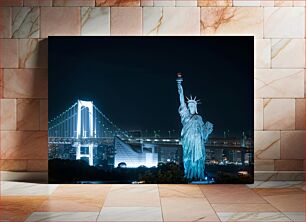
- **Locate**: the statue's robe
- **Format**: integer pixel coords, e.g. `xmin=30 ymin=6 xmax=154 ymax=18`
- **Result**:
xmin=179 ymin=104 xmax=209 ymax=180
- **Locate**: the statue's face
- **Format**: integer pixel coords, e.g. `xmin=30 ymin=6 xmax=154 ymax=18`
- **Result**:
xmin=188 ymin=103 xmax=197 ymax=115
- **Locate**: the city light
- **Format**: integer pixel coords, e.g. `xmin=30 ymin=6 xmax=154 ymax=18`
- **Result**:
xmin=48 ymin=100 xmax=253 ymax=175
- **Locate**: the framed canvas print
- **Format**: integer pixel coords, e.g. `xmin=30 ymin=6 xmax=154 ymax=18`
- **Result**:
xmin=48 ymin=36 xmax=254 ymax=184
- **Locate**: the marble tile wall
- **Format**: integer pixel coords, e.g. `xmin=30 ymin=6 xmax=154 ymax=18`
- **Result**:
xmin=0 ymin=0 xmax=304 ymax=181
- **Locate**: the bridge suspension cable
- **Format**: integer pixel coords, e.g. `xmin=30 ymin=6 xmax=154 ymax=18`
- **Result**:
xmin=93 ymin=104 xmax=130 ymax=138
xmin=48 ymin=100 xmax=130 ymax=139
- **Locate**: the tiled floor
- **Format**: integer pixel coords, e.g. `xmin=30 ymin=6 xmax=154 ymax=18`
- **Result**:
xmin=0 ymin=181 xmax=305 ymax=222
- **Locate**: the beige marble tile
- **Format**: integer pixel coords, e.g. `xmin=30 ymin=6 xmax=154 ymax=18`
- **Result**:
xmin=256 ymin=69 xmax=304 ymax=98
xmin=255 ymin=99 xmax=263 ymax=130
xmin=26 ymin=212 xmax=99 ymax=221
xmin=1 ymin=181 xmax=58 ymax=196
xmin=275 ymin=160 xmax=304 ymax=171
xmin=248 ymin=181 xmax=304 ymax=189
xmin=264 ymin=7 xmax=305 ymax=38
xmin=19 ymin=39 xmax=48 ymax=68
xmin=260 ymin=0 xmax=274 ymax=6
xmin=40 ymin=99 xmax=48 ymax=130
xmin=272 ymin=39 xmax=305 ymax=68
xmin=143 ymin=7 xmax=200 ymax=35
xmin=52 ymin=184 xmax=111 ymax=199
xmin=0 ymin=81 xmax=3 ymax=101
xmin=254 ymin=188 xmax=304 ymax=196
xmin=53 ymin=0 xmax=95 ymax=6
xmin=0 ymin=131 xmax=48 ymax=159
xmin=283 ymin=212 xmax=305 ymax=221
xmin=81 ymin=7 xmax=110 ymax=36
xmin=198 ymin=0 xmax=233 ymax=6
xmin=295 ymin=99 xmax=305 ymax=130
xmin=254 ymin=171 xmax=304 ymax=181
xmin=98 ymin=207 xmax=163 ymax=221
xmin=1 ymin=172 xmax=44 ymax=185
xmin=201 ymin=7 xmax=263 ymax=38
xmin=23 ymin=0 xmax=52 ymax=6
xmin=263 ymin=99 xmax=295 ymax=130
xmin=217 ymin=212 xmax=291 ymax=221
xmin=255 ymin=39 xmax=271 ymax=68
xmin=212 ymin=203 xmax=278 ymax=212
xmin=141 ymin=0 xmax=153 ymax=6
xmin=176 ymin=0 xmax=197 ymax=6
xmin=17 ymin=99 xmax=40 ymax=130
xmin=158 ymin=184 xmax=204 ymax=198
xmin=0 ymin=196 xmax=48 ymax=221
xmin=12 ymin=7 xmax=39 ymax=38
xmin=280 ymin=131 xmax=305 ymax=160
xmin=255 ymin=131 xmax=280 ymax=160
xmin=0 ymin=7 xmax=11 ymax=38
xmin=274 ymin=0 xmax=293 ymax=6
xmin=0 ymin=39 xmax=18 ymax=68
xmin=154 ymin=0 xmax=176 ymax=6
xmin=200 ymin=185 xmax=266 ymax=204
xmin=233 ymin=0 xmax=260 ymax=6
xmin=0 ymin=0 xmax=22 ymax=6
xmin=254 ymin=171 xmax=304 ymax=182
xmin=3 ymin=69 xmax=48 ymax=99
xmin=161 ymin=197 xmax=219 ymax=221
xmin=274 ymin=171 xmax=304 ymax=181
xmin=304 ymin=70 xmax=306 ymax=98
xmin=103 ymin=184 xmax=160 ymax=207
xmin=254 ymin=160 xmax=274 ymax=171
xmin=27 ymin=159 xmax=48 ymax=171
xmin=96 ymin=0 xmax=140 ymax=6
xmin=0 ymin=99 xmax=16 ymax=130
xmin=38 ymin=196 xmax=105 ymax=212
xmin=111 ymin=7 xmax=142 ymax=35
xmin=293 ymin=0 xmax=305 ymax=6
xmin=0 ymin=69 xmax=2 ymax=98
xmin=43 ymin=185 xmax=110 ymax=211
xmin=255 ymin=188 xmax=305 ymax=212
xmin=41 ymin=7 xmax=80 ymax=38
xmin=0 ymin=159 xmax=27 ymax=171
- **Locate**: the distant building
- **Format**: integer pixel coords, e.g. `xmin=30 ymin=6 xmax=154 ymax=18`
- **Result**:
xmin=156 ymin=146 xmax=182 ymax=163
xmin=114 ymin=137 xmax=158 ymax=168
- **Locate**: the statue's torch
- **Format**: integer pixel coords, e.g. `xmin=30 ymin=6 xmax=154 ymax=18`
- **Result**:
xmin=177 ymin=72 xmax=184 ymax=106
xmin=176 ymin=72 xmax=183 ymax=84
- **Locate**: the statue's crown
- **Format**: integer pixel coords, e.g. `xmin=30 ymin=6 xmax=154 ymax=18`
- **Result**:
xmin=186 ymin=95 xmax=201 ymax=105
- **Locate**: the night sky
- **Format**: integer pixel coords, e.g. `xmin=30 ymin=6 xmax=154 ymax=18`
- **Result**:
xmin=49 ymin=36 xmax=254 ymax=137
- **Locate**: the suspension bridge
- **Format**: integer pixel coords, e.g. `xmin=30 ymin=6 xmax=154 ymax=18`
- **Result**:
xmin=48 ymin=100 xmax=131 ymax=166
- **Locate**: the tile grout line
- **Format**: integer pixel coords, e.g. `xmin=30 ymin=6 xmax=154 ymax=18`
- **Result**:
xmin=157 ymin=184 xmax=165 ymax=222
xmin=197 ymin=184 xmax=222 ymax=222
xmin=201 ymin=184 xmax=295 ymax=221
xmin=95 ymin=184 xmax=112 ymax=221
xmin=249 ymin=186 xmax=277 ymax=205
xmin=260 ymin=195 xmax=289 ymax=214
xmin=252 ymin=188 xmax=296 ymax=221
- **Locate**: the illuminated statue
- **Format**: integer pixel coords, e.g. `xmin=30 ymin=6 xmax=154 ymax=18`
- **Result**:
xmin=176 ymin=73 xmax=213 ymax=181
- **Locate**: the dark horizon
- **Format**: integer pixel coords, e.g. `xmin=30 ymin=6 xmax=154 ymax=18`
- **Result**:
xmin=48 ymin=36 xmax=254 ymax=137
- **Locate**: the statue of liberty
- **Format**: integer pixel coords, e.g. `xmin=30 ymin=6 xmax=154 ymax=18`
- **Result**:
xmin=176 ymin=73 xmax=213 ymax=181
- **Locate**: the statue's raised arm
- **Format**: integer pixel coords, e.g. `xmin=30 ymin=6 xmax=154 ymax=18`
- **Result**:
xmin=177 ymin=73 xmax=186 ymax=108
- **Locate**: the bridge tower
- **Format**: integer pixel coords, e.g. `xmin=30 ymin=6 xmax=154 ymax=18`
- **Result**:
xmin=76 ymin=100 xmax=94 ymax=166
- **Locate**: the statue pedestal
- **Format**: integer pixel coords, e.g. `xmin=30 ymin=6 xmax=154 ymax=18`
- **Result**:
xmin=190 ymin=179 xmax=214 ymax=185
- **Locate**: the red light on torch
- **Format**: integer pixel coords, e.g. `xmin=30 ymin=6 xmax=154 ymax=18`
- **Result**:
xmin=177 ymin=72 xmax=183 ymax=83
